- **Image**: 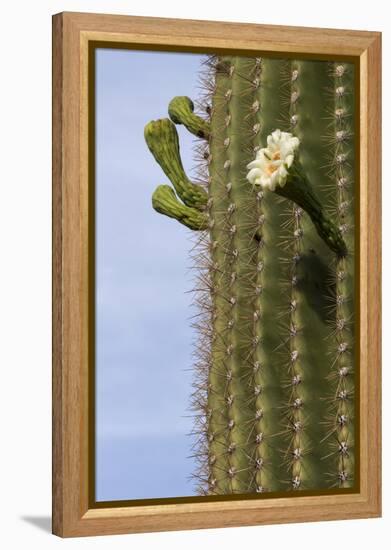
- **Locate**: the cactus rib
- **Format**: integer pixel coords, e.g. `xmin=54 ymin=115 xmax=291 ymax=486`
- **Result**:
xmin=326 ymin=62 xmax=356 ymax=488
xmin=252 ymin=57 xmax=290 ymax=492
xmin=205 ymin=56 xmax=237 ymax=494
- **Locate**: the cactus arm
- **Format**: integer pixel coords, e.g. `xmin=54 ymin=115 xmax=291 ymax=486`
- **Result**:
xmin=144 ymin=118 xmax=208 ymax=210
xmin=168 ymin=96 xmax=210 ymax=139
xmin=274 ymin=168 xmax=347 ymax=257
xmin=152 ymin=185 xmax=208 ymax=230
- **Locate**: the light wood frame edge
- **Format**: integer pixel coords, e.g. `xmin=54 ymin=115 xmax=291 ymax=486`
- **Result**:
xmin=52 ymin=11 xmax=382 ymax=538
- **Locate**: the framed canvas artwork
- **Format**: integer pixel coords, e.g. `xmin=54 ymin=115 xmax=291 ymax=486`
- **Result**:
xmin=52 ymin=12 xmax=381 ymax=537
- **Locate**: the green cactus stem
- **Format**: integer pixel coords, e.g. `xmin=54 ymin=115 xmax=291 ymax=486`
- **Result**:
xmin=274 ymin=165 xmax=348 ymax=258
xmin=168 ymin=96 xmax=210 ymax=140
xmin=152 ymin=185 xmax=208 ymax=230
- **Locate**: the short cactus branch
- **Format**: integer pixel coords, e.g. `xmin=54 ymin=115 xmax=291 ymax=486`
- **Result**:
xmin=275 ymin=166 xmax=348 ymax=257
xmin=144 ymin=118 xmax=208 ymax=210
xmin=152 ymin=185 xmax=208 ymax=230
xmin=168 ymin=96 xmax=210 ymax=140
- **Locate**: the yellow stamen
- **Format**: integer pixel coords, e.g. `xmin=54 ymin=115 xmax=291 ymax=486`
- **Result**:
xmin=265 ymin=149 xmax=281 ymax=175
xmin=266 ymin=163 xmax=278 ymax=175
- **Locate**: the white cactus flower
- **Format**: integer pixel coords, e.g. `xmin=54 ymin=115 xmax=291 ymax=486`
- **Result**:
xmin=246 ymin=129 xmax=300 ymax=191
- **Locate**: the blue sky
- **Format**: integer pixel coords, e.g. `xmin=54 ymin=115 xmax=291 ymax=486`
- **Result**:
xmin=95 ymin=48 xmax=207 ymax=501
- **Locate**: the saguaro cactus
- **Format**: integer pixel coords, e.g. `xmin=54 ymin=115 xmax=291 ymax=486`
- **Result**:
xmin=144 ymin=55 xmax=356 ymax=495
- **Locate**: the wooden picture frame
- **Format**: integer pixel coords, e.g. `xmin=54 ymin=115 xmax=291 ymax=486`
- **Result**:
xmin=52 ymin=11 xmax=381 ymax=538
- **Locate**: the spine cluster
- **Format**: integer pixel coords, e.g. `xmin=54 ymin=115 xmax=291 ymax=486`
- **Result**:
xmin=283 ymin=62 xmax=307 ymax=489
xmin=326 ymin=62 xmax=355 ymax=487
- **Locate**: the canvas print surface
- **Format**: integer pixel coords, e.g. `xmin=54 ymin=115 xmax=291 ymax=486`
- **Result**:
xmin=95 ymin=49 xmax=356 ymax=502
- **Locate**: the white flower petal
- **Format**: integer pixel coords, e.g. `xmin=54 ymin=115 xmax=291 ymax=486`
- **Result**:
xmin=246 ymin=167 xmax=262 ymax=184
xmin=246 ymin=129 xmax=300 ymax=190
xmin=285 ymin=154 xmax=294 ymax=168
xmin=291 ymin=136 xmax=300 ymax=149
xmin=271 ymin=129 xmax=281 ymax=142
xmin=256 ymin=148 xmax=268 ymax=160
xmin=270 ymin=170 xmax=279 ymax=185
xmin=266 ymin=135 xmax=274 ymax=148
xmin=247 ymin=160 xmax=260 ymax=170
xmin=278 ymin=164 xmax=288 ymax=178
xmin=269 ymin=178 xmax=278 ymax=191
xmin=260 ymin=175 xmax=271 ymax=188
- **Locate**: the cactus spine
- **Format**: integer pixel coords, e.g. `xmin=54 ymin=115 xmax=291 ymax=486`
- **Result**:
xmin=144 ymin=54 xmax=356 ymax=495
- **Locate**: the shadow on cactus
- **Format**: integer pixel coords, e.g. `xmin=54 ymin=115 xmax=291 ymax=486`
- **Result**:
xmin=144 ymin=56 xmax=356 ymax=496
